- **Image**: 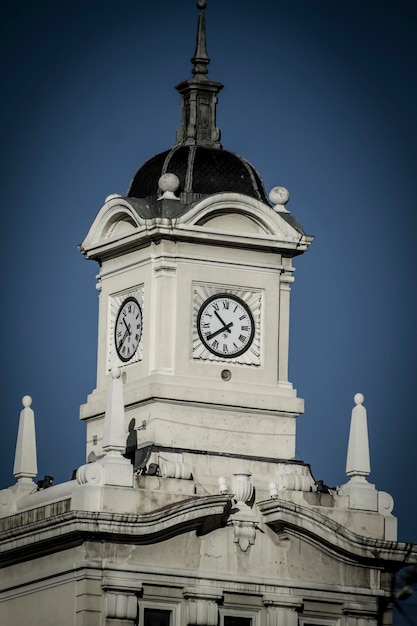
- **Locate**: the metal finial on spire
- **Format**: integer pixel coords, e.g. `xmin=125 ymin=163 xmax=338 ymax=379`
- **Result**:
xmin=192 ymin=0 xmax=209 ymax=77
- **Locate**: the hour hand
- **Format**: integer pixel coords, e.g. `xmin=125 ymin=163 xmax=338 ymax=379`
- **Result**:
xmin=123 ymin=318 xmax=131 ymax=335
xmin=207 ymin=321 xmax=233 ymax=340
xmin=119 ymin=329 xmax=129 ymax=349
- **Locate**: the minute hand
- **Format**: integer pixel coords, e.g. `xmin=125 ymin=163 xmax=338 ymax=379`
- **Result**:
xmin=207 ymin=322 xmax=233 ymax=341
xmin=214 ymin=310 xmax=228 ymax=327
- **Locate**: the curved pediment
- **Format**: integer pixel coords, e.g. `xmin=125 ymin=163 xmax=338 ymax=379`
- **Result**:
xmin=80 ymin=195 xmax=145 ymax=256
xmin=178 ymin=193 xmax=303 ymax=241
xmin=80 ymin=192 xmax=313 ymax=260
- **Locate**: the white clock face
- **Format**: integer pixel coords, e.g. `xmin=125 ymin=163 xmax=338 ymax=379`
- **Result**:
xmin=197 ymin=294 xmax=255 ymax=358
xmin=114 ymin=297 xmax=142 ymax=362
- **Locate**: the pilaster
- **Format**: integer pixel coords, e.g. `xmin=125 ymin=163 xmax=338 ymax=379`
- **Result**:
xmin=277 ymin=264 xmax=294 ymax=389
xmin=263 ymin=594 xmax=303 ymax=626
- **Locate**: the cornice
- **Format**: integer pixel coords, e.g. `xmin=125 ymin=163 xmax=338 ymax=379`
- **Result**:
xmin=0 ymin=494 xmax=231 ymax=569
xmin=258 ymin=497 xmax=417 ymax=568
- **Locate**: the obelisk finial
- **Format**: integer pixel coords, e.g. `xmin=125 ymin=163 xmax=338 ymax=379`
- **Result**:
xmin=346 ymin=393 xmax=371 ymax=478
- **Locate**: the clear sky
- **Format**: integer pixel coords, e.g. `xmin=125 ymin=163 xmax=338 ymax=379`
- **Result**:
xmin=1 ymin=0 xmax=416 ymax=615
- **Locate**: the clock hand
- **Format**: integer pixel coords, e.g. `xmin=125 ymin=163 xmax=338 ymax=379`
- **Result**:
xmin=119 ymin=328 xmax=130 ymax=349
xmin=214 ymin=309 xmax=228 ymax=328
xmin=123 ymin=317 xmax=131 ymax=335
xmin=207 ymin=322 xmax=233 ymax=340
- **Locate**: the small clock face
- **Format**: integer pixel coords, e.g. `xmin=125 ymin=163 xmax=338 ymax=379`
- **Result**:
xmin=114 ymin=297 xmax=142 ymax=362
xmin=197 ymin=293 xmax=255 ymax=358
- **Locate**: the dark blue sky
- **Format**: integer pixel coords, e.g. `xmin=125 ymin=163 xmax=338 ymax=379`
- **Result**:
xmin=1 ymin=1 xmax=416 ymax=610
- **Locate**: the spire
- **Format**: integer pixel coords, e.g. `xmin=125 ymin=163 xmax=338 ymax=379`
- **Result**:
xmin=191 ymin=0 xmax=209 ymax=77
xmin=175 ymin=1 xmax=223 ymax=148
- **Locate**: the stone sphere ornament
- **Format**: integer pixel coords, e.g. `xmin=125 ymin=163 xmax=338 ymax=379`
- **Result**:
xmin=354 ymin=392 xmax=365 ymax=405
xmin=269 ymin=186 xmax=290 ymax=212
xmin=22 ymin=395 xmax=32 ymax=408
xmin=158 ymin=173 xmax=180 ymax=200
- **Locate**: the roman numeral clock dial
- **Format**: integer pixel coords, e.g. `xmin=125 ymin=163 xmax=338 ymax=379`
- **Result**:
xmin=114 ymin=297 xmax=142 ymax=362
xmin=197 ymin=294 xmax=255 ymax=358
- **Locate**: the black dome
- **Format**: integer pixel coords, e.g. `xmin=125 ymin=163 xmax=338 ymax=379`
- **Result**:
xmin=127 ymin=145 xmax=269 ymax=205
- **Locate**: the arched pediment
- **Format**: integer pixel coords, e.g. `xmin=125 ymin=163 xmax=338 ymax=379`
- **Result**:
xmin=178 ymin=193 xmax=301 ymax=240
xmin=80 ymin=195 xmax=145 ymax=254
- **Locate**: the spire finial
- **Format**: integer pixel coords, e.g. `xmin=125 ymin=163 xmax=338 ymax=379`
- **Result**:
xmin=192 ymin=1 xmax=209 ymax=77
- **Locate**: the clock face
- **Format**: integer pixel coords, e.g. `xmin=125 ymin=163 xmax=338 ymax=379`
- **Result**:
xmin=114 ymin=297 xmax=142 ymax=362
xmin=197 ymin=293 xmax=255 ymax=358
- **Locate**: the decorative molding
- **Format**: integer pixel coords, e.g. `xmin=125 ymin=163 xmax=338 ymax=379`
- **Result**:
xmin=263 ymin=594 xmax=303 ymax=609
xmin=77 ymin=462 xmax=105 ymax=486
xmin=183 ymin=587 xmax=223 ymax=601
xmin=80 ymin=196 xmax=144 ymax=255
xmin=258 ymin=497 xmax=413 ymax=563
xmin=377 ymin=491 xmax=394 ymax=515
xmin=228 ymin=470 xmax=259 ymax=551
xmin=81 ymin=193 xmax=313 ymax=264
xmin=0 ymin=495 xmax=231 ymax=567
xmin=231 ymin=518 xmax=257 ymax=552
xmin=102 ymin=570 xmax=142 ymax=593
xmin=273 ymin=463 xmax=314 ymax=493
xmin=159 ymin=459 xmax=192 ymax=480
xmin=232 ymin=470 xmax=253 ymax=505
xmin=153 ymin=258 xmax=177 ymax=277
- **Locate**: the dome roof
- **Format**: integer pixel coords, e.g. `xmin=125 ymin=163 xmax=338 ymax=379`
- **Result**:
xmin=127 ymin=145 xmax=269 ymax=204
xmin=125 ymin=2 xmax=271 ymax=215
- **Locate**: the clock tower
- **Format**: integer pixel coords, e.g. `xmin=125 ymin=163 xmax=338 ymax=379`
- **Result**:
xmin=1 ymin=5 xmax=413 ymax=626
xmin=79 ymin=2 xmax=313 ymax=479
